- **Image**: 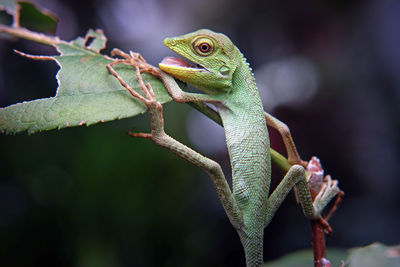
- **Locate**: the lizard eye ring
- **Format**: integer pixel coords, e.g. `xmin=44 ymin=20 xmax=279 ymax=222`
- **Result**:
xmin=193 ymin=37 xmax=214 ymax=56
xmin=199 ymin=43 xmax=211 ymax=53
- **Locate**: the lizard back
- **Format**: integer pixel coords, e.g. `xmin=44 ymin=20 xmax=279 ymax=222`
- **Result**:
xmin=216 ymin=55 xmax=271 ymax=221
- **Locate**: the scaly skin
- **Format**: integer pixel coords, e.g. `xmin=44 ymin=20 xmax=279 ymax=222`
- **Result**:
xmin=158 ymin=29 xmax=288 ymax=266
xmin=217 ymin=55 xmax=271 ymax=265
xmin=107 ymin=29 xmax=340 ymax=267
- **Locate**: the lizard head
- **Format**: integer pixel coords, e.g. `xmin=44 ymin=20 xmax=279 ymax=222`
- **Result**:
xmin=159 ymin=29 xmax=240 ymax=94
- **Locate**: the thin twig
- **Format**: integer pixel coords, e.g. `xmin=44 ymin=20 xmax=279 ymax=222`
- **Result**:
xmin=0 ymin=25 xmax=62 ymax=46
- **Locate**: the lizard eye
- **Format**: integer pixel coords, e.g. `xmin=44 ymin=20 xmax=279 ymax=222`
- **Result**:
xmin=199 ymin=43 xmax=211 ymax=53
xmin=193 ymin=38 xmax=214 ymax=56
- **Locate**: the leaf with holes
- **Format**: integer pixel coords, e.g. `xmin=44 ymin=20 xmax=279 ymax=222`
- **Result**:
xmin=0 ymin=0 xmax=58 ymax=32
xmin=0 ymin=29 xmax=172 ymax=134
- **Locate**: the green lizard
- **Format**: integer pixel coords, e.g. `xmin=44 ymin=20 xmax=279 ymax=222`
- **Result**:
xmin=107 ymin=29 xmax=339 ymax=267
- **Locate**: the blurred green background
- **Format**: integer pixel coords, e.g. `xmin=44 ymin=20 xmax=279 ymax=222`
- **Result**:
xmin=1 ymin=0 xmax=399 ymax=266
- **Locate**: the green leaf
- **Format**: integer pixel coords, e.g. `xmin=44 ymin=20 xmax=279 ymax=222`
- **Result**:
xmin=0 ymin=29 xmax=172 ymax=134
xmin=19 ymin=2 xmax=58 ymax=34
xmin=345 ymin=243 xmax=400 ymax=267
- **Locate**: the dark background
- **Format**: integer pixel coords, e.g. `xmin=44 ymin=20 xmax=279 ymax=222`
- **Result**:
xmin=1 ymin=0 xmax=399 ymax=266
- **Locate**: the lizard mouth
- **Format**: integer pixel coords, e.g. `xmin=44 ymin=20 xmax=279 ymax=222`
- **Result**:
xmin=159 ymin=56 xmax=205 ymax=71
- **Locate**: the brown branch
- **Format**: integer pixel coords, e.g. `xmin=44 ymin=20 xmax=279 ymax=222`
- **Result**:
xmin=309 ymin=183 xmax=329 ymax=267
xmin=0 ymin=25 xmax=62 ymax=46
xmin=311 ymin=219 xmax=327 ymax=267
xmin=311 ymin=190 xmax=344 ymax=267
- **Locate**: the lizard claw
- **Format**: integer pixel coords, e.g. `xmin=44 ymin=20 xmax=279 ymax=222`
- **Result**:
xmin=313 ymin=175 xmax=341 ymax=217
xmin=109 ymin=48 xmax=161 ymax=77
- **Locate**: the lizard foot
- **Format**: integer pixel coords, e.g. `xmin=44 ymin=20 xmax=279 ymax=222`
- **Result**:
xmin=313 ymin=175 xmax=341 ymax=217
xmin=305 ymin=156 xmax=343 ymax=233
xmin=311 ymin=175 xmax=342 ymax=234
xmin=317 ymin=189 xmax=345 ymax=234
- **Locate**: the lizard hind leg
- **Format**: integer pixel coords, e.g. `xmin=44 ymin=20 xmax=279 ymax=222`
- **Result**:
xmin=264 ymin=112 xmax=307 ymax=166
xmin=266 ymin=164 xmax=341 ymax=227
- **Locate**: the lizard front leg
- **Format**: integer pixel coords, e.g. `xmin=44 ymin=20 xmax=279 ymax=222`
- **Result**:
xmin=158 ymin=73 xmax=222 ymax=104
xmin=106 ymin=62 xmax=243 ymax=229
